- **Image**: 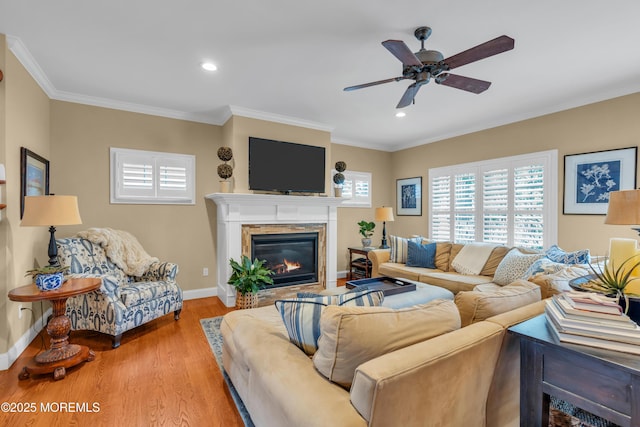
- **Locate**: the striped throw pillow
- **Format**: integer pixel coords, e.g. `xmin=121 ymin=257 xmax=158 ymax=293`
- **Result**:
xmin=275 ymin=290 xmax=384 ymax=355
xmin=389 ymin=235 xmax=422 ymax=263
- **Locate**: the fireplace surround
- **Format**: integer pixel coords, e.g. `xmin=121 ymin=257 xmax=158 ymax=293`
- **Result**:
xmin=207 ymin=193 xmax=343 ymax=307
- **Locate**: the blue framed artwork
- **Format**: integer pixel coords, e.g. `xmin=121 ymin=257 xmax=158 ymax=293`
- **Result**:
xmin=563 ymin=146 xmax=637 ymax=215
xmin=396 ymin=176 xmax=422 ymax=216
xmin=20 ymin=147 xmax=50 ymax=218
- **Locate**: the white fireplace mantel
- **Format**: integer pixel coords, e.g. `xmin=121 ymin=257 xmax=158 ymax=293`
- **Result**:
xmin=206 ymin=193 xmax=344 ymax=307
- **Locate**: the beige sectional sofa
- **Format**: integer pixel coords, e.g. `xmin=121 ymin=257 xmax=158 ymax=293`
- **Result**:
xmin=370 ymin=242 xmax=511 ymax=294
xmin=369 ymin=242 xmax=563 ymax=298
xmin=221 ymin=286 xmax=545 ymax=427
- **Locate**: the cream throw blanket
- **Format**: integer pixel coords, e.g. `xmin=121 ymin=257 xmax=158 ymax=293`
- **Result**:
xmin=450 ymin=242 xmax=498 ymax=275
xmin=76 ymin=228 xmax=159 ymax=277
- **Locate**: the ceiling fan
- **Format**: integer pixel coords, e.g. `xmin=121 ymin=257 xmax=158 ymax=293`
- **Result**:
xmin=344 ymin=26 xmax=515 ymax=108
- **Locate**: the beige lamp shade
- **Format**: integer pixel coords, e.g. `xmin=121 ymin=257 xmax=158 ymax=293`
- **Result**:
xmin=605 ymin=190 xmax=640 ymax=225
xmin=375 ymin=206 xmax=394 ymax=222
xmin=21 ymin=195 xmax=83 ymax=226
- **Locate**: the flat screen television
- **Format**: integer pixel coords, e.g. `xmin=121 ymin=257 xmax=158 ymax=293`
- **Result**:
xmin=248 ymin=137 xmax=326 ymax=194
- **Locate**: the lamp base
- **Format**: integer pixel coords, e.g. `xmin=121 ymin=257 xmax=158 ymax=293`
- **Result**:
xmin=379 ymin=222 xmax=389 ymax=249
xmin=47 ymin=225 xmax=60 ymax=266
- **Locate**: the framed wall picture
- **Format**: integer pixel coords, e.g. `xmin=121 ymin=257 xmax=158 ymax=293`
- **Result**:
xmin=20 ymin=147 xmax=50 ymax=218
xmin=563 ymin=146 xmax=637 ymax=215
xmin=396 ymin=177 xmax=422 ymax=216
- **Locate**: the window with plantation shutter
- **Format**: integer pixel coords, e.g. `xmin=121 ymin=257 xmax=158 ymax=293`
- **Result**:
xmin=428 ymin=150 xmax=557 ymax=250
xmin=332 ymin=170 xmax=372 ymax=207
xmin=111 ymin=147 xmax=195 ymax=204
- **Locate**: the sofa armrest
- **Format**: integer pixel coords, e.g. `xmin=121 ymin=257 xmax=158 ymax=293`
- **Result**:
xmin=66 ymin=273 xmax=121 ymax=298
xmin=135 ymin=261 xmax=179 ymax=282
xmin=350 ymin=321 xmax=504 ymax=427
xmin=368 ymin=249 xmax=391 ymax=277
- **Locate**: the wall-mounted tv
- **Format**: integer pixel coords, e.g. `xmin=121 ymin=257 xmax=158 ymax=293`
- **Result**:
xmin=248 ymin=137 xmax=326 ymax=194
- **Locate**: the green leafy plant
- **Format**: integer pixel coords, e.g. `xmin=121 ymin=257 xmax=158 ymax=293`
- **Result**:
xmin=227 ymin=255 xmax=274 ymax=296
xmin=25 ymin=265 xmax=69 ymax=278
xmin=582 ymin=255 xmax=640 ymax=313
xmin=357 ymin=220 xmax=376 ymax=238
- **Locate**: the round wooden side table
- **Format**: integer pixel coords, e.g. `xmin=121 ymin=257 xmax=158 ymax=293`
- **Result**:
xmin=8 ymin=277 xmax=101 ymax=380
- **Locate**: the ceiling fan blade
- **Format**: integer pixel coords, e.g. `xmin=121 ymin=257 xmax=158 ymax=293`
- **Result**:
xmin=443 ymin=35 xmax=514 ymax=70
xmin=382 ymin=40 xmax=423 ymax=67
xmin=343 ymin=76 xmax=404 ymax=91
xmin=436 ymin=73 xmax=491 ymax=94
xmin=397 ymin=83 xmax=421 ymax=108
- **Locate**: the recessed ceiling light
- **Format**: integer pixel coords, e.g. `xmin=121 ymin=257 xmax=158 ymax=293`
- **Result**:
xmin=201 ymin=62 xmax=217 ymax=71
xmin=395 ymin=111 xmax=406 ymax=118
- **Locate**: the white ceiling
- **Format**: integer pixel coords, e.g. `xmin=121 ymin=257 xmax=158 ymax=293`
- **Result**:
xmin=1 ymin=0 xmax=640 ymax=152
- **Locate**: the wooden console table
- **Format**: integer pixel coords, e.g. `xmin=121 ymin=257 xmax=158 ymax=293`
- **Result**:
xmin=8 ymin=277 xmax=101 ymax=380
xmin=348 ymin=247 xmax=373 ymax=280
xmin=509 ymin=315 xmax=640 ymax=427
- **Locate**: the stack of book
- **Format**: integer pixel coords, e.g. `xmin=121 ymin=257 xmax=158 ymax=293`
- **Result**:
xmin=545 ymin=291 xmax=640 ymax=355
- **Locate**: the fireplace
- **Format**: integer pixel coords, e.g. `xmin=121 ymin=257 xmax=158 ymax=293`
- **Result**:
xmin=251 ymin=232 xmax=318 ymax=287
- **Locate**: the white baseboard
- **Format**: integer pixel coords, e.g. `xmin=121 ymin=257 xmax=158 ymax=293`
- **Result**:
xmin=182 ymin=286 xmax=218 ymax=301
xmin=337 ymin=270 xmax=348 ymax=279
xmin=0 ymin=307 xmax=52 ymax=371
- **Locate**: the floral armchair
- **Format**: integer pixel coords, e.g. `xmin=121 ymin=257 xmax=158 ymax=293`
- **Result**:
xmin=56 ymin=237 xmax=183 ymax=348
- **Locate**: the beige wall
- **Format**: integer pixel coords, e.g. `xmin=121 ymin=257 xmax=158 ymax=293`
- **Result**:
xmin=331 ymin=143 xmax=393 ymax=271
xmin=49 ymin=101 xmax=222 ymax=294
xmin=389 ymin=92 xmax=640 ymax=255
xmin=1 ymin=42 xmax=51 ymax=354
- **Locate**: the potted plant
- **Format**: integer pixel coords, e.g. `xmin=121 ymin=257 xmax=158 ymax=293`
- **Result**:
xmin=357 ymin=220 xmax=376 ymax=248
xmin=580 ymin=256 xmax=640 ymax=320
xmin=25 ymin=265 xmax=70 ymax=291
xmin=228 ymin=255 xmax=274 ymax=309
xmin=333 ymin=161 xmax=347 ymax=197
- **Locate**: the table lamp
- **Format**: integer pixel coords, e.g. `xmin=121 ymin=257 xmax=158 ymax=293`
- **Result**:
xmin=20 ymin=195 xmax=82 ymax=266
xmin=605 ymin=189 xmax=640 ymax=235
xmin=375 ymin=206 xmax=394 ymax=249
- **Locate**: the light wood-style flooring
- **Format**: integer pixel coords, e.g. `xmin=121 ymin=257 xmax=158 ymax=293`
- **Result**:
xmin=0 ymin=297 xmax=243 ymax=426
xmin=1 ymin=278 xmax=348 ymax=426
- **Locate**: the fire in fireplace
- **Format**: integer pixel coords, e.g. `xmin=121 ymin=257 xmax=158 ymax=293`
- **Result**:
xmin=251 ymin=232 xmax=318 ymax=288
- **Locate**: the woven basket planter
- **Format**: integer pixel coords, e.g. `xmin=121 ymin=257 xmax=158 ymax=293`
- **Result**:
xmin=235 ymin=292 xmax=259 ymax=310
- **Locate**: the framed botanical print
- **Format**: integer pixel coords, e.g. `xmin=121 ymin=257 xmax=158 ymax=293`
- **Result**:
xmin=563 ymin=146 xmax=637 ymax=215
xmin=396 ymin=177 xmax=422 ymax=216
xmin=20 ymin=147 xmax=50 ymax=218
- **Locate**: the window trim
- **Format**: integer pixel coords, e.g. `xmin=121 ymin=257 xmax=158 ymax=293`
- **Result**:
xmin=331 ymin=170 xmax=372 ymax=208
xmin=110 ymin=147 xmax=196 ymax=205
xmin=428 ymin=150 xmax=558 ymax=249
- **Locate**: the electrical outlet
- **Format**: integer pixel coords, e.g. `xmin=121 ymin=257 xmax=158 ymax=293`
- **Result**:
xmin=18 ymin=304 xmax=23 ymax=319
xmin=203 ymin=268 xmax=209 ymax=277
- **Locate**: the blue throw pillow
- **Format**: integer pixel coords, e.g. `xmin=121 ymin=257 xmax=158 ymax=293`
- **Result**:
xmin=406 ymin=241 xmax=437 ymax=269
xmin=545 ymin=245 xmax=590 ymax=264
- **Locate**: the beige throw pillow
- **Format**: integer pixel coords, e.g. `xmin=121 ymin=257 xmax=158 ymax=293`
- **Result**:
xmin=454 ymin=279 xmax=541 ymax=327
xmin=312 ymin=299 xmax=461 ymax=389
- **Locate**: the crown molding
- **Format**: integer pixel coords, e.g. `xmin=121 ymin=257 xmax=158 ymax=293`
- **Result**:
xmin=226 ymin=105 xmax=334 ymax=133
xmin=7 ymin=35 xmax=57 ymax=98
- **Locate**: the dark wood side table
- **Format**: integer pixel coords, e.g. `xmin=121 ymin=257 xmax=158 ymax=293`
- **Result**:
xmin=8 ymin=277 xmax=101 ymax=381
xmin=509 ymin=314 xmax=640 ymax=427
xmin=348 ymin=247 xmax=373 ymax=280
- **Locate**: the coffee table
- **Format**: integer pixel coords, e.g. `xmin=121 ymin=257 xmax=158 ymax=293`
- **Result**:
xmin=8 ymin=277 xmax=101 ymax=380
xmin=335 ymin=276 xmax=453 ymax=309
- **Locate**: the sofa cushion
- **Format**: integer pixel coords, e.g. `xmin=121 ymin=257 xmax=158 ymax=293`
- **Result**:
xmin=418 ymin=271 xmax=494 ymax=294
xmin=545 ymin=244 xmax=591 ymax=264
xmin=479 ymin=246 xmax=510 ymax=276
xmin=389 ymin=236 xmax=422 ymax=263
xmin=434 ymin=242 xmax=453 ymax=271
xmin=448 ymin=244 xmax=465 ymax=272
xmin=454 ymin=279 xmax=542 ymax=326
xmin=493 ymin=249 xmax=544 ymax=286
xmin=406 ymin=241 xmax=437 ymax=268
xmin=274 ymin=290 xmax=385 ymax=356
xmin=378 ymin=262 xmax=440 ymax=281
xmin=313 ymin=299 xmax=461 ymax=388
xmin=119 ymin=281 xmax=180 ymax=307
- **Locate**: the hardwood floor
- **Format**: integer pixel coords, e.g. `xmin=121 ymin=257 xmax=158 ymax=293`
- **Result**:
xmin=0 ymin=297 xmax=243 ymax=426
xmin=0 ymin=278 xmax=348 ymax=426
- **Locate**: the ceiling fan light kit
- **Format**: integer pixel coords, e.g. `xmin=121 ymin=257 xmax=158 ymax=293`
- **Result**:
xmin=344 ymin=26 xmax=515 ymax=108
